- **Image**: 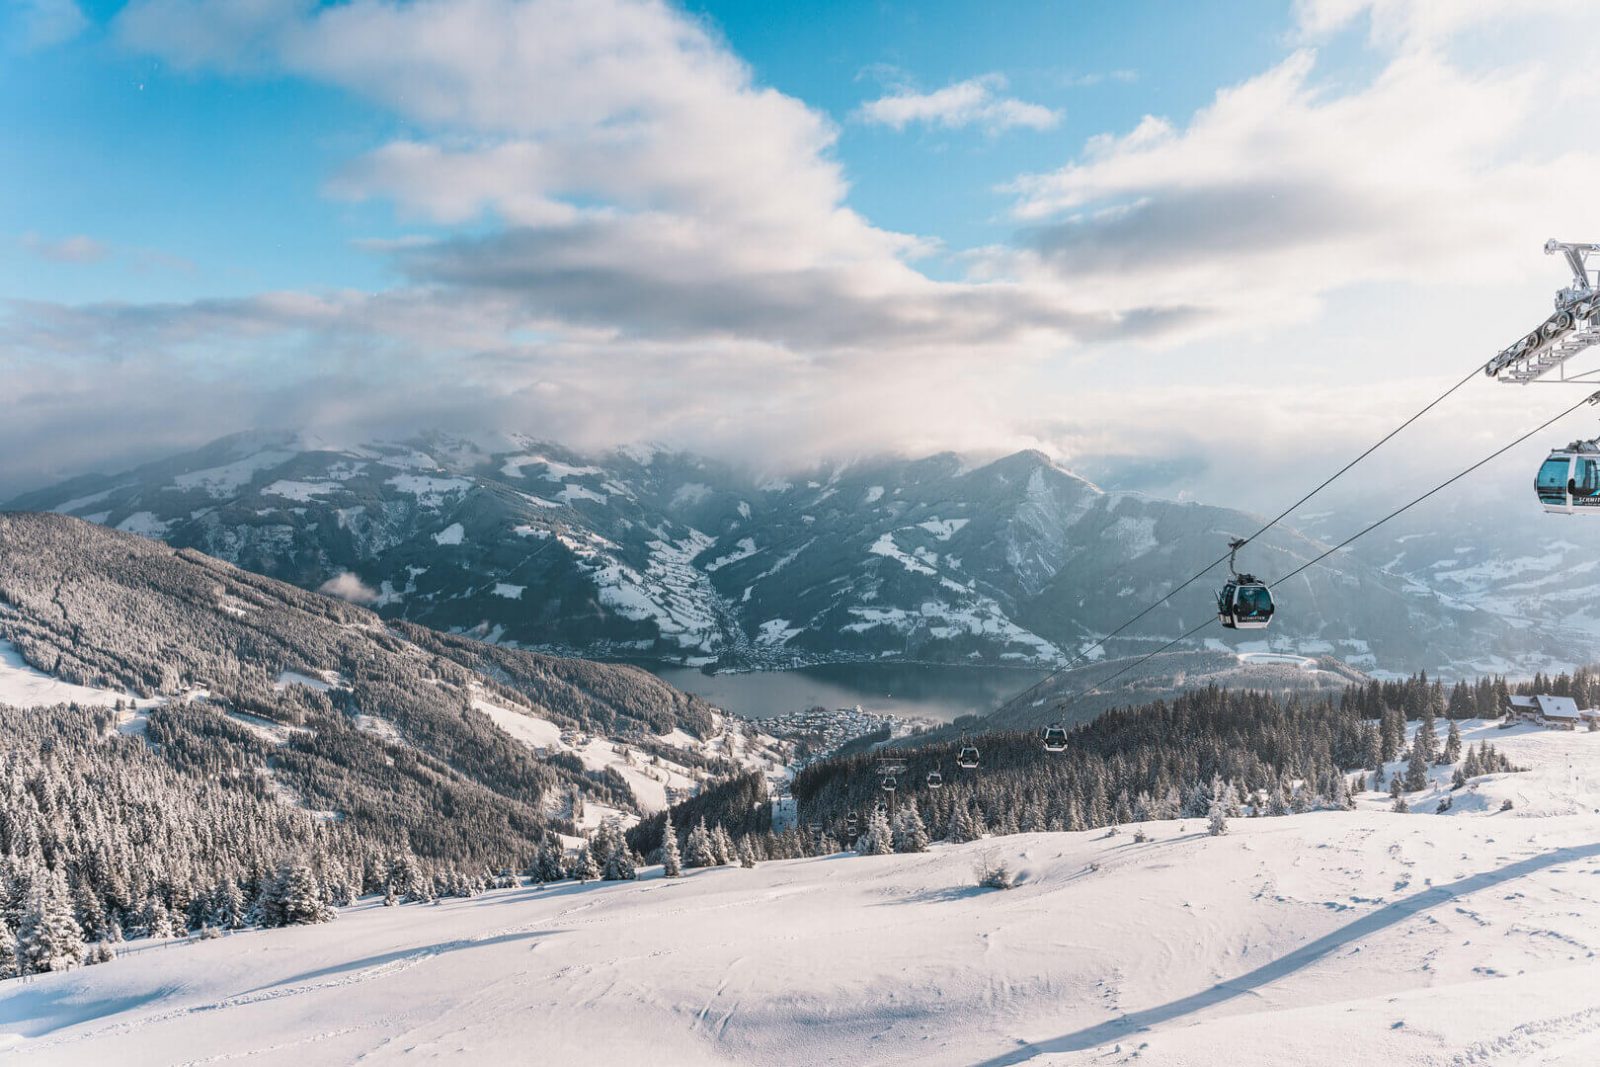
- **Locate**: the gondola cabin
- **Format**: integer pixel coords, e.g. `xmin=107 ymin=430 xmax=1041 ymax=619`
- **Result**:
xmin=1535 ymin=441 xmax=1600 ymax=514
xmin=956 ymin=744 xmax=980 ymax=770
xmin=1217 ymin=579 xmax=1274 ymax=630
xmin=1041 ymin=724 xmax=1069 ymax=752
xmin=925 ymin=769 xmax=944 ymax=789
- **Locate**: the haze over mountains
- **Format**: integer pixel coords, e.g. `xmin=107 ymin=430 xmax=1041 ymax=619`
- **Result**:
xmin=4 ymin=431 xmax=1587 ymax=678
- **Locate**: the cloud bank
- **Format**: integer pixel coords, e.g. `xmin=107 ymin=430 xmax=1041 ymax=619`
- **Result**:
xmin=4 ymin=0 xmax=1600 ymax=509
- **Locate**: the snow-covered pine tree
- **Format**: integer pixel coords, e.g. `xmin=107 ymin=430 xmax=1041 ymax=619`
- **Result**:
xmin=1416 ymin=707 xmax=1438 ymax=763
xmin=1206 ymin=776 xmax=1229 ymax=837
xmin=1442 ymin=720 xmax=1462 ymax=765
xmin=894 ymin=808 xmax=929 ymax=853
xmin=591 ymin=817 xmax=621 ymax=877
xmin=267 ymin=863 xmax=335 ymax=926
xmin=601 ymin=819 xmax=637 ymax=881
xmin=711 ymin=825 xmax=735 ymax=865
xmin=0 ymin=914 xmax=17 ymax=979
xmin=210 ymin=880 xmax=248 ymax=929
xmin=684 ymin=818 xmax=717 ymax=868
xmin=142 ymin=897 xmax=176 ymax=940
xmin=737 ymin=837 xmax=756 ymax=868
xmin=1404 ymin=742 xmax=1430 ymax=792
xmin=17 ymin=872 xmax=85 ymax=974
xmin=534 ymin=839 xmax=567 ymax=884
xmin=856 ymin=809 xmax=893 ymax=855
xmin=946 ymin=799 xmax=978 ymax=843
xmin=570 ymin=845 xmax=600 ymax=882
xmin=1266 ymin=780 xmax=1290 ymax=816
xmin=661 ymin=824 xmax=683 ymax=877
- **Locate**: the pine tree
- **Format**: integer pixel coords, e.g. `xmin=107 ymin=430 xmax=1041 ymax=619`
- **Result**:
xmin=601 ymin=819 xmax=637 ymax=881
xmin=946 ymin=800 xmax=978 ymax=844
xmin=894 ymin=808 xmax=929 ymax=853
xmin=0 ymin=914 xmax=17 ymax=979
xmin=273 ymin=864 xmax=335 ymax=927
xmin=660 ymin=825 xmax=683 ymax=877
xmin=1404 ymin=741 xmax=1430 ymax=792
xmin=684 ymin=818 xmax=718 ymax=868
xmin=856 ymin=809 xmax=893 ymax=855
xmin=737 ymin=837 xmax=757 ymax=869
xmin=1206 ymin=776 xmax=1229 ymax=837
xmin=534 ymin=839 xmax=567 ymax=884
xmin=1443 ymin=720 xmax=1463 ymax=765
xmin=711 ymin=825 xmax=735 ymax=866
xmin=1416 ymin=706 xmax=1438 ymax=763
xmin=209 ymin=881 xmax=248 ymax=929
xmin=17 ymin=872 xmax=85 ymax=974
xmin=570 ymin=846 xmax=600 ymax=882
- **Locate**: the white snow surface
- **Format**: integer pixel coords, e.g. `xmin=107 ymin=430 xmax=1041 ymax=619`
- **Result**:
xmin=0 ymin=641 xmax=146 ymax=709
xmin=17 ymin=726 xmax=1600 ymax=1064
xmin=433 ymin=522 xmax=465 ymax=546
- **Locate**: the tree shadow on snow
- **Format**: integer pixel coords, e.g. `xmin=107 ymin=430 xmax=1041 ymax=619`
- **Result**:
xmin=967 ymin=841 xmax=1600 ymax=1066
xmin=232 ymin=929 xmax=553 ymax=1000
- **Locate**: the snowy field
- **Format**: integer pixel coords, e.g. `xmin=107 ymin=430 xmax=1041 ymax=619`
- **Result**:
xmin=8 ymin=725 xmax=1600 ymax=1064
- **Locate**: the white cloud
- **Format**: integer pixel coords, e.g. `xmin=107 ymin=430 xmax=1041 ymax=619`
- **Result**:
xmin=14 ymin=0 xmax=88 ymax=50
xmin=1000 ymin=30 xmax=1600 ymax=339
xmin=21 ymin=233 xmax=108 ymax=263
xmin=3 ymin=0 xmax=1592 ymax=514
xmin=318 ymin=572 xmax=379 ymax=604
xmin=857 ymin=74 xmax=1060 ymax=133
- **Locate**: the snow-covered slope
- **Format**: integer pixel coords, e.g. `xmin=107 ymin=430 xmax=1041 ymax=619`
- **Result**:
xmin=5 ymin=432 xmax=1565 ymax=675
xmin=10 ymin=722 xmax=1600 ymax=1065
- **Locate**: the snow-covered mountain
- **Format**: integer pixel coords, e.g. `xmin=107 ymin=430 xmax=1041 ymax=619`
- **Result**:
xmin=10 ymin=720 xmax=1600 ymax=1066
xmin=6 ymin=432 xmax=1581 ymax=676
xmin=0 ymin=512 xmax=782 ymax=862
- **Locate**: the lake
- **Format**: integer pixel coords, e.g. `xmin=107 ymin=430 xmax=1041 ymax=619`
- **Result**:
xmin=643 ymin=661 xmax=1050 ymax=723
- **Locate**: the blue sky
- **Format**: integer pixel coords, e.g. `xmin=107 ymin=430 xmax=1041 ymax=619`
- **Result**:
xmin=4 ymin=1 xmax=1310 ymax=303
xmin=2 ymin=0 xmax=1598 ymax=502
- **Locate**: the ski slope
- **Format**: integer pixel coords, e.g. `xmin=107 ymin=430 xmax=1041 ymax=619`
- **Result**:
xmin=8 ymin=725 xmax=1600 ymax=1065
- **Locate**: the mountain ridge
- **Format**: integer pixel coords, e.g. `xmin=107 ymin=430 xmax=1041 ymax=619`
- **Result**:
xmin=5 ymin=431 xmax=1582 ymax=677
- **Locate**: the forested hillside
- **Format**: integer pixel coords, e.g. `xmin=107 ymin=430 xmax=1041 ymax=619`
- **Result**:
xmin=0 ymin=513 xmax=750 ymax=973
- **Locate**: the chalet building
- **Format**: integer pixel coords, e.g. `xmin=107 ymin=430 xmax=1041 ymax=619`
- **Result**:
xmin=1505 ymin=693 xmax=1594 ymax=730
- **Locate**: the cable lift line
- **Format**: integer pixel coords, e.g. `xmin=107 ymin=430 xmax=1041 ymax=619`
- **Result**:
xmin=998 ymin=357 xmax=1484 ymax=716
xmin=1045 ymin=387 xmax=1600 ymax=717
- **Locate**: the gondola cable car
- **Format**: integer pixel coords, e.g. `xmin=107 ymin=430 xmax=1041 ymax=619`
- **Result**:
xmin=1536 ymin=436 xmax=1600 ymax=514
xmin=955 ymin=738 xmax=980 ymax=770
xmin=926 ymin=765 xmax=944 ymax=789
xmin=1041 ymin=723 xmax=1069 ymax=752
xmin=1216 ymin=538 xmax=1275 ymax=630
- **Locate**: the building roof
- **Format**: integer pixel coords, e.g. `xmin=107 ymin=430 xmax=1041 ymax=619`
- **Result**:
xmin=1535 ymin=694 xmax=1582 ymax=719
xmin=1507 ymin=694 xmax=1539 ymax=709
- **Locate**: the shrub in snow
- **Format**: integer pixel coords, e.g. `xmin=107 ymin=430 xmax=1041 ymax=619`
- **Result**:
xmin=1206 ymin=776 xmax=1230 ymax=837
xmin=1133 ymin=828 xmax=1149 ymax=843
xmin=1501 ymin=798 xmax=1514 ymax=812
xmin=972 ymin=851 xmax=1014 ymax=890
xmin=85 ymin=941 xmax=115 ymax=966
xmin=197 ymin=925 xmax=223 ymax=941
xmin=1392 ymin=796 xmax=1409 ymax=813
